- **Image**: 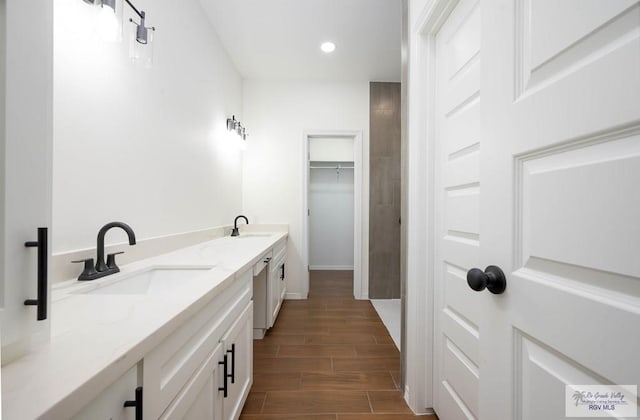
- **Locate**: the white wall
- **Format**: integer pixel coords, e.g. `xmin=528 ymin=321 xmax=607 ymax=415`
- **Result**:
xmin=242 ymin=81 xmax=369 ymax=298
xmin=309 ymin=168 xmax=354 ymax=269
xmin=309 ymin=137 xmax=355 ymax=161
xmin=0 ymin=0 xmax=5 ymax=290
xmin=53 ymin=0 xmax=243 ymax=253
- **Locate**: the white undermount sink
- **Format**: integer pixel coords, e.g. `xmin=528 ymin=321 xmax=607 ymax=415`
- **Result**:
xmin=234 ymin=233 xmax=273 ymax=238
xmin=73 ymin=265 xmax=215 ymax=296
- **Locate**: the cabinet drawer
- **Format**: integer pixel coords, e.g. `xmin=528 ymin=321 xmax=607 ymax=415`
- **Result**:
xmin=253 ymin=251 xmax=272 ymax=276
xmin=144 ymin=269 xmax=252 ymax=419
xmin=159 ymin=343 xmax=224 ymax=420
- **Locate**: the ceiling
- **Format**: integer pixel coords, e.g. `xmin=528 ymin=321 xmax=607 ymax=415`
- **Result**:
xmin=198 ymin=0 xmax=402 ymax=82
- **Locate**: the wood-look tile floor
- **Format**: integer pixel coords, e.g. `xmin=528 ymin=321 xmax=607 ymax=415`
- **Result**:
xmin=240 ymin=270 xmax=437 ymax=420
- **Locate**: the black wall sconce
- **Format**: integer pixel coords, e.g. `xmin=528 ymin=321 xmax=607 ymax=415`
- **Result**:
xmin=83 ymin=0 xmax=156 ymax=65
xmin=124 ymin=0 xmax=155 ymax=45
xmin=227 ymin=115 xmax=248 ymax=141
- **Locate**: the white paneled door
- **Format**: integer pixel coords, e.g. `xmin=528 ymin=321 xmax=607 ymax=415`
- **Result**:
xmin=433 ymin=0 xmax=483 ymax=418
xmin=433 ymin=1 xmax=640 ymax=419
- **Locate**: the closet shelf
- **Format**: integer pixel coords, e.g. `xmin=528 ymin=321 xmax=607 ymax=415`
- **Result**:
xmin=309 ymin=161 xmax=354 ymax=170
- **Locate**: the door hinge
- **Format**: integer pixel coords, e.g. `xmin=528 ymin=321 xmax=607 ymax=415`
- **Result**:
xmin=308 ymin=209 xmax=310 ymax=216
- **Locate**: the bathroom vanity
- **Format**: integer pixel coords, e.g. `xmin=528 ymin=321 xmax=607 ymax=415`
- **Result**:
xmin=1 ymin=230 xmax=287 ymax=420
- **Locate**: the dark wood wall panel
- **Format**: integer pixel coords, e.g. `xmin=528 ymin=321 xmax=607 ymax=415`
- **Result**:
xmin=369 ymin=82 xmax=401 ymax=299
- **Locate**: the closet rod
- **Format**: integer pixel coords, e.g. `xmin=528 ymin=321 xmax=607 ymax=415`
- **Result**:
xmin=309 ymin=165 xmax=355 ymax=169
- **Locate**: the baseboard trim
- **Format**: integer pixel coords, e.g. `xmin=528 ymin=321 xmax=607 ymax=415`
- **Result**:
xmin=285 ymin=292 xmax=306 ymax=300
xmin=404 ymin=384 xmax=435 ymax=415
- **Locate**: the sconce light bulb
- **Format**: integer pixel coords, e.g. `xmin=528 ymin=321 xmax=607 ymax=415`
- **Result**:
xmin=99 ymin=0 xmax=120 ymax=42
xmin=102 ymin=0 xmax=116 ymax=11
xmin=136 ymin=24 xmax=148 ymax=44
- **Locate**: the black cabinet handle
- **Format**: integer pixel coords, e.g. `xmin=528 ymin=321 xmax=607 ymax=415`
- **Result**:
xmin=24 ymin=227 xmax=48 ymax=321
xmin=227 ymin=344 xmax=236 ymax=384
xmin=280 ymin=263 xmax=285 ymax=280
xmin=219 ymin=354 xmax=229 ymax=398
xmin=264 ymin=257 xmax=272 ymax=264
xmin=123 ymin=386 xmax=143 ymax=420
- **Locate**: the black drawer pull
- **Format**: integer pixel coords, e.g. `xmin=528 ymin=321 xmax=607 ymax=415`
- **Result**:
xmin=219 ymin=354 xmax=229 ymax=397
xmin=227 ymin=344 xmax=236 ymax=383
xmin=24 ymin=227 xmax=48 ymax=321
xmin=123 ymin=386 xmax=143 ymax=420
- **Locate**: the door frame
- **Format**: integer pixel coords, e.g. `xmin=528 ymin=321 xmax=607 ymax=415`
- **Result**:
xmin=405 ymin=0 xmax=459 ymax=413
xmin=301 ymin=130 xmax=365 ymax=299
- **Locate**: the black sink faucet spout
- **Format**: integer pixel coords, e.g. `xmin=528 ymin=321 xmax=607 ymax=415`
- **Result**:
xmin=96 ymin=222 xmax=137 ymax=272
xmin=231 ymin=215 xmax=249 ymax=237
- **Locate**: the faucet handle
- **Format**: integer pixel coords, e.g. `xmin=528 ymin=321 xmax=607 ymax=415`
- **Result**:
xmin=71 ymin=258 xmax=97 ymax=281
xmin=106 ymin=251 xmax=125 ymax=270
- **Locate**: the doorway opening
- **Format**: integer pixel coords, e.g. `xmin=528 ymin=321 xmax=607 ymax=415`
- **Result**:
xmin=302 ymin=131 xmax=364 ymax=300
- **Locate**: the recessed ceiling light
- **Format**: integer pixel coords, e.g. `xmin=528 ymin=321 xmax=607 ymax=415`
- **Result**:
xmin=320 ymin=41 xmax=336 ymax=53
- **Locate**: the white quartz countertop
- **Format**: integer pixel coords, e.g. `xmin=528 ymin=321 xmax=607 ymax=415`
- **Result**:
xmin=2 ymin=229 xmax=287 ymax=420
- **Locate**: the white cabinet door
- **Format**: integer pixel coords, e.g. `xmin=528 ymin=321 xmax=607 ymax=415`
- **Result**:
xmin=1 ymin=0 xmax=53 ymax=363
xmin=270 ymin=258 xmax=286 ymax=327
xmin=160 ymin=343 xmax=224 ymax=420
xmin=481 ymin=1 xmax=640 ymax=419
xmin=279 ymin=262 xmax=286 ymax=303
xmin=268 ymin=242 xmax=286 ymax=328
xmin=268 ymin=260 xmax=279 ymax=328
xmin=220 ymin=302 xmax=253 ymax=420
xmin=72 ymin=365 xmax=138 ymax=420
xmin=253 ymin=264 xmax=268 ymax=333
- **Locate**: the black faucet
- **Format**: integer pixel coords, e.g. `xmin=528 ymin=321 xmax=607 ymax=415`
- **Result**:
xmin=231 ymin=215 xmax=249 ymax=237
xmin=72 ymin=222 xmax=137 ymax=281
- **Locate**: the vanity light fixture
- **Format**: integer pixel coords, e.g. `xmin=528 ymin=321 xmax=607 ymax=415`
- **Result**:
xmin=82 ymin=0 xmax=156 ymax=64
xmin=125 ymin=0 xmax=155 ymax=45
xmin=226 ymin=115 xmax=248 ymax=147
xmin=227 ymin=115 xmax=239 ymax=132
xmin=89 ymin=0 xmax=123 ymax=41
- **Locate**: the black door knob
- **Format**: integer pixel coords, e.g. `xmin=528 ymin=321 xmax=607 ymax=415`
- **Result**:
xmin=466 ymin=266 xmax=506 ymax=294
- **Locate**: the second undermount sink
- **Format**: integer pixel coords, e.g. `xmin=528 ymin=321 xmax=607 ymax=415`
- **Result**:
xmin=234 ymin=233 xmax=273 ymax=239
xmin=73 ymin=265 xmax=215 ymax=296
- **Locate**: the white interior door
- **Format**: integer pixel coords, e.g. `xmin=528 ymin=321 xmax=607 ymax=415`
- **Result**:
xmin=433 ymin=0 xmax=640 ymax=419
xmin=433 ymin=0 xmax=482 ymax=418
xmin=481 ymin=1 xmax=640 ymax=419
xmin=1 ymin=0 xmax=53 ymax=363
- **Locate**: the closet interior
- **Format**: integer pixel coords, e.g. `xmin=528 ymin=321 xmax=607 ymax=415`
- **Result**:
xmin=308 ymin=136 xmax=355 ymax=271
